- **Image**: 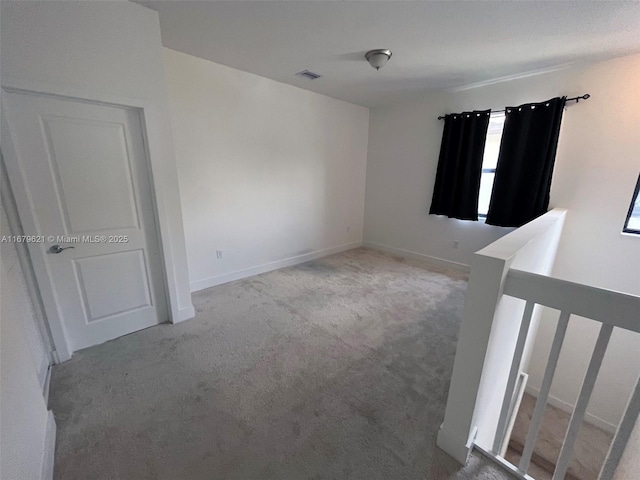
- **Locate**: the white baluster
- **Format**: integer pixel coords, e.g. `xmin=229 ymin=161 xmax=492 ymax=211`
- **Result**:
xmin=552 ymin=324 xmax=613 ymax=480
xmin=598 ymin=373 xmax=640 ymax=479
xmin=519 ymin=310 xmax=571 ymax=473
xmin=493 ymin=301 xmax=534 ymax=454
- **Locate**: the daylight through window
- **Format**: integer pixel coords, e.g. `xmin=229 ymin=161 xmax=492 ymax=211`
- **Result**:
xmin=623 ymin=174 xmax=640 ymax=234
xmin=478 ymin=112 xmax=505 ymax=216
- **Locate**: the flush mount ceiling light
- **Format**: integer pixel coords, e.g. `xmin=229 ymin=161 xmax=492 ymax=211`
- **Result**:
xmin=365 ymin=49 xmax=392 ymax=71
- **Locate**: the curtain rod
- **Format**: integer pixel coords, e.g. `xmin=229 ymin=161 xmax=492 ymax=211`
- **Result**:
xmin=436 ymin=94 xmax=590 ymax=120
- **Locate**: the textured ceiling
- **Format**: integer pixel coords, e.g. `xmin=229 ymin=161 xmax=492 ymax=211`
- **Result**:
xmin=137 ymin=1 xmax=640 ymax=107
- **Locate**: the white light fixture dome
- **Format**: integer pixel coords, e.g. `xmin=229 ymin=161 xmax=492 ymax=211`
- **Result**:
xmin=365 ymin=49 xmax=392 ymax=71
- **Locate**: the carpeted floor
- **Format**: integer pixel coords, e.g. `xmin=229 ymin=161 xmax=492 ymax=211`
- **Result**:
xmin=50 ymin=247 xmax=516 ymax=479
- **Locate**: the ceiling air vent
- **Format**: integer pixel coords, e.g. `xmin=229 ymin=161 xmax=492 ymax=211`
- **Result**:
xmin=295 ymin=70 xmax=322 ymax=80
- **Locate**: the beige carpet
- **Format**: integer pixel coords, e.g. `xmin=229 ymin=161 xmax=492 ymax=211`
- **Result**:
xmin=50 ymin=247 xmax=517 ymax=479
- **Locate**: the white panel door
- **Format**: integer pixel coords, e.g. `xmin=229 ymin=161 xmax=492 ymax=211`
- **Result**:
xmin=3 ymin=91 xmax=168 ymax=351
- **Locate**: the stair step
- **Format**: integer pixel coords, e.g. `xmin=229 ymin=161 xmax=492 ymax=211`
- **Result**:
xmin=505 ymin=446 xmax=579 ymax=480
xmin=507 ymin=393 xmax=613 ymax=480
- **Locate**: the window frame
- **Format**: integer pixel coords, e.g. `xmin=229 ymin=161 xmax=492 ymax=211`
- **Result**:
xmin=622 ymin=173 xmax=640 ymax=235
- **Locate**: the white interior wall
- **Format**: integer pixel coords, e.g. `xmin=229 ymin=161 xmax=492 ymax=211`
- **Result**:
xmin=524 ymin=55 xmax=640 ymax=431
xmin=163 ymin=49 xmax=369 ymax=290
xmin=1 ymin=1 xmax=194 ymax=336
xmin=364 ymin=53 xmax=640 ymax=428
xmin=364 ymin=92 xmax=512 ymax=268
xmin=1 ymin=203 xmax=54 ymax=480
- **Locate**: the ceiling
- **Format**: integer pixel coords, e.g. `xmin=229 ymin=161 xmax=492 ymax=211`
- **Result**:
xmin=137 ymin=1 xmax=640 ymax=108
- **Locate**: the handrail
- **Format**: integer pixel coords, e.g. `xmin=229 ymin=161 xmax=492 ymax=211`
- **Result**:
xmin=503 ymin=269 xmax=640 ymax=333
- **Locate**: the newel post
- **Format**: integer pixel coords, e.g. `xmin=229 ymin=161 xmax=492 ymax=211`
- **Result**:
xmin=436 ymin=252 xmax=513 ymax=463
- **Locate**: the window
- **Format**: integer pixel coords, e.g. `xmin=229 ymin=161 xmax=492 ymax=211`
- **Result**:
xmin=478 ymin=112 xmax=505 ymax=216
xmin=623 ymin=173 xmax=640 ymax=234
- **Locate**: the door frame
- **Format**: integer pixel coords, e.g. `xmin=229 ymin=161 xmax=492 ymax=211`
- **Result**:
xmin=1 ymin=152 xmax=57 ymax=367
xmin=1 ymin=79 xmax=189 ymax=361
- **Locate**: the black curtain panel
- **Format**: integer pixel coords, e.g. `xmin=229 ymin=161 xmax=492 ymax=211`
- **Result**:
xmin=486 ymin=97 xmax=566 ymax=227
xmin=429 ymin=110 xmax=491 ymax=221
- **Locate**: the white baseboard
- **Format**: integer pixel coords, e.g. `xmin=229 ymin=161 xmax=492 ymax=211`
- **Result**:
xmin=41 ymin=410 xmax=56 ymax=480
xmin=190 ymin=241 xmax=363 ymax=292
xmin=363 ymin=241 xmax=471 ymax=274
xmin=177 ymin=305 xmax=195 ymax=322
xmin=525 ymin=385 xmax=617 ymax=433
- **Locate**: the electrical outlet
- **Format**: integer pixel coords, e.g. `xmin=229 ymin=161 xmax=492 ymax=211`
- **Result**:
xmin=453 ymin=240 xmax=459 ymax=249
xmin=216 ymin=250 xmax=223 ymax=259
